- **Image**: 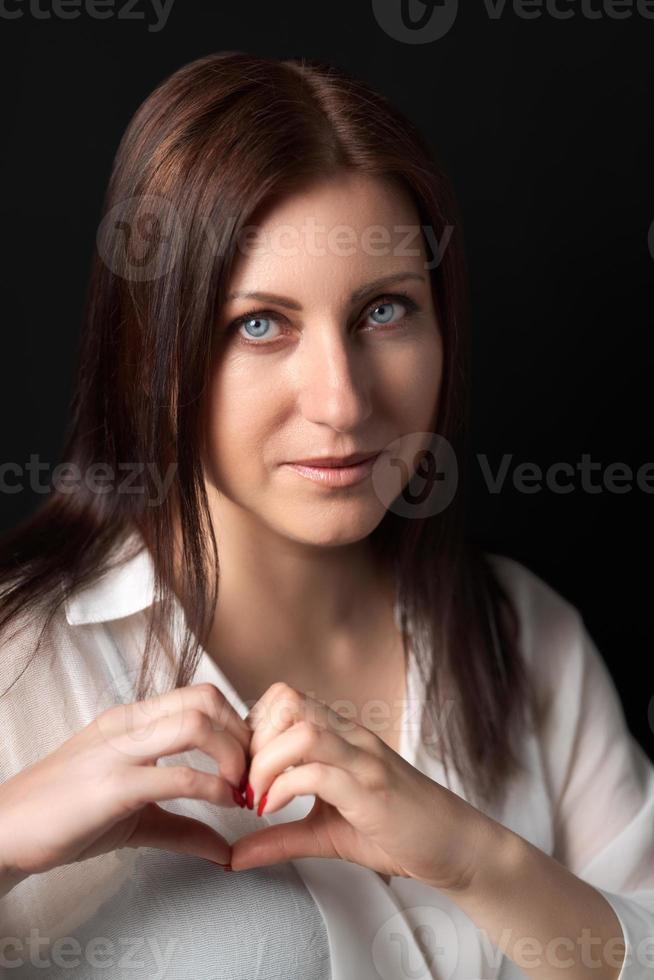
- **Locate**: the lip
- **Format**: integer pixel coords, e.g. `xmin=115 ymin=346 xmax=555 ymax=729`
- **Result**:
xmin=284 ymin=452 xmax=382 ymax=488
xmin=289 ymin=451 xmax=381 ymax=467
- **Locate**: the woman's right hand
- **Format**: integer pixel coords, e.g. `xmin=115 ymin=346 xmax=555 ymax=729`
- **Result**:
xmin=0 ymin=682 xmax=251 ymax=883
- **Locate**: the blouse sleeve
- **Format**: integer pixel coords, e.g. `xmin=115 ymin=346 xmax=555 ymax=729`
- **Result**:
xmin=542 ymin=612 xmax=654 ymax=980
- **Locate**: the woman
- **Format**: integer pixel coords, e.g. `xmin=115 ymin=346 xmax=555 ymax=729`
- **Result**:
xmin=0 ymin=52 xmax=652 ymax=980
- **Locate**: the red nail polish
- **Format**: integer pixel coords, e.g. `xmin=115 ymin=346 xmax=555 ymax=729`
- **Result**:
xmin=206 ymin=860 xmax=232 ymax=870
xmin=257 ymin=791 xmax=268 ymax=816
xmin=245 ymin=782 xmax=254 ymax=810
xmin=238 ymin=770 xmax=248 ymax=794
xmin=232 ymin=787 xmax=246 ymax=807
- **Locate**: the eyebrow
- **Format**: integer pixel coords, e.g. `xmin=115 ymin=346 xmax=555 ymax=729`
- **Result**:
xmin=225 ymin=272 xmax=427 ymax=310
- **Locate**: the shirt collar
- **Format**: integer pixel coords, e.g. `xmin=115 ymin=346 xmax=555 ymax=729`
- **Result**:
xmin=64 ymin=530 xmax=158 ymax=626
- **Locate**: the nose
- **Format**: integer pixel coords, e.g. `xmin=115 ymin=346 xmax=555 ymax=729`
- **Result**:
xmin=295 ymin=324 xmax=373 ymax=431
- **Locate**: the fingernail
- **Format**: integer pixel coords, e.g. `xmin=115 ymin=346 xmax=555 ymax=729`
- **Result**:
xmin=257 ymin=791 xmax=268 ymax=817
xmin=245 ymin=782 xmax=254 ymax=810
xmin=232 ymin=787 xmax=246 ymax=807
xmin=238 ymin=770 xmax=248 ymax=794
xmin=206 ymin=860 xmax=232 ymax=870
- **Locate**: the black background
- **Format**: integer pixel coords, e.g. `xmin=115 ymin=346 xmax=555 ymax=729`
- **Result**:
xmin=0 ymin=1 xmax=652 ymax=756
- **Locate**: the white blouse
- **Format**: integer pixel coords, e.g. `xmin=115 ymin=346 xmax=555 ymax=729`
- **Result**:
xmin=0 ymin=532 xmax=653 ymax=980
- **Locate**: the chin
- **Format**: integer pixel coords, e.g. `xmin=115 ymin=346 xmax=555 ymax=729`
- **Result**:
xmin=271 ymin=501 xmax=387 ymax=548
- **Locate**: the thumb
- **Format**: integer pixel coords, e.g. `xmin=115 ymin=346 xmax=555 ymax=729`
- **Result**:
xmin=229 ymin=814 xmax=331 ymax=872
xmin=125 ymin=802 xmax=232 ymax=865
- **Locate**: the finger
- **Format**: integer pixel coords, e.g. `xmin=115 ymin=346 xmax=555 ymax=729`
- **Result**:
xmin=259 ymin=761 xmax=366 ymax=821
xmin=119 ymin=762 xmax=244 ymax=810
xmin=248 ymin=683 xmax=353 ymax=757
xmin=97 ymin=683 xmax=251 ymax=757
xmin=125 ymin=801 xmax=232 ymax=865
xmin=229 ymin=800 xmax=333 ymax=871
xmin=105 ymin=707 xmax=247 ymax=790
xmin=249 ymin=720 xmax=370 ymax=810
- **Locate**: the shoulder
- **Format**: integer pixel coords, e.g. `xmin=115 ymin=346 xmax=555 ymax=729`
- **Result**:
xmin=0 ymin=585 xmax=77 ymax=670
xmin=482 ymin=552 xmax=630 ymax=768
xmin=482 ymin=551 xmax=614 ymax=719
xmin=483 ymin=551 xmax=582 ymax=635
xmin=482 ymin=551 xmax=586 ymax=670
xmin=0 ymin=594 xmax=114 ymax=779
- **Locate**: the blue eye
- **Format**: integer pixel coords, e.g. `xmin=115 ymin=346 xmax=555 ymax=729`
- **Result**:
xmin=238 ymin=315 xmax=278 ymax=341
xmin=226 ymin=290 xmax=419 ymax=347
xmin=360 ymin=293 xmax=419 ymax=331
xmin=369 ymin=301 xmax=400 ymax=325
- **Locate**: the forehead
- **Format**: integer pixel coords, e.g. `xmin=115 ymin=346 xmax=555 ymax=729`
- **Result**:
xmin=225 ymin=172 xmax=429 ymax=298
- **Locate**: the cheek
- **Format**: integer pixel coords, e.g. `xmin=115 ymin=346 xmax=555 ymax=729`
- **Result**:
xmin=381 ymin=333 xmax=443 ymax=427
xmin=203 ymin=359 xmax=280 ymax=485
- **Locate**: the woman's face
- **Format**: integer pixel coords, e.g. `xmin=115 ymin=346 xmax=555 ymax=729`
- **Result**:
xmin=204 ymin=171 xmax=444 ymax=547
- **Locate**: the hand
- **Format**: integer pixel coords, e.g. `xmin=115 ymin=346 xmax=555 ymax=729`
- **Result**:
xmin=229 ymin=682 xmax=493 ymax=892
xmin=0 ymin=682 xmax=251 ymax=883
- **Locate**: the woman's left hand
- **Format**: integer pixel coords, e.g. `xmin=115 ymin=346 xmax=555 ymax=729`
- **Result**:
xmin=227 ymin=682 xmax=494 ymax=892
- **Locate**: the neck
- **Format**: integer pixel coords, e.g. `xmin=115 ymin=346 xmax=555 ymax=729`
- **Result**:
xmin=169 ymin=504 xmax=400 ymax=699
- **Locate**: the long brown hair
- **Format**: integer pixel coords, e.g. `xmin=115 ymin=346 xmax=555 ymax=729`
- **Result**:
xmin=0 ymin=52 xmax=537 ymax=812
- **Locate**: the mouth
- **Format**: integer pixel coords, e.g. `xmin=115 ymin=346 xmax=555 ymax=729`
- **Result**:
xmin=283 ymin=451 xmax=383 ymax=488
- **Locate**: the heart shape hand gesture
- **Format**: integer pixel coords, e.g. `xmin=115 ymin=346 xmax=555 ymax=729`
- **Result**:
xmin=0 ymin=678 xmax=494 ymax=895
